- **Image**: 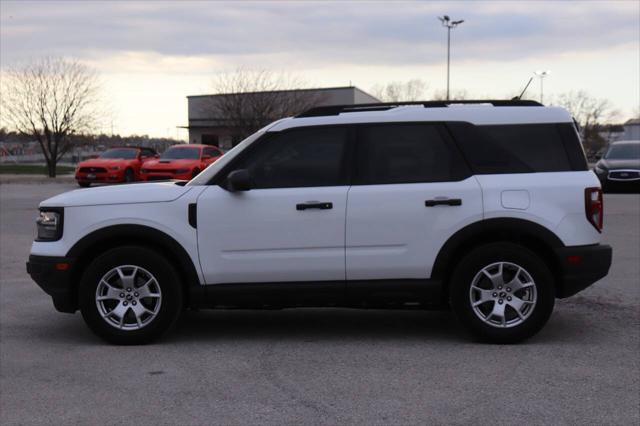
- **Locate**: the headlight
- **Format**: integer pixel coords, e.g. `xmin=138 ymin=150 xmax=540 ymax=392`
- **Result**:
xmin=109 ymin=166 xmax=121 ymax=170
xmin=36 ymin=209 xmax=63 ymax=241
xmin=175 ymin=168 xmax=189 ymax=174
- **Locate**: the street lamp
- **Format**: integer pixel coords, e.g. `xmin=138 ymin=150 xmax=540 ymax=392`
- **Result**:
xmin=438 ymin=15 xmax=464 ymax=100
xmin=533 ymin=70 xmax=551 ymax=104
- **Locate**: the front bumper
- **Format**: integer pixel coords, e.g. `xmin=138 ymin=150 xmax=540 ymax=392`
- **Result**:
xmin=26 ymin=255 xmax=77 ymax=313
xmin=553 ymin=244 xmax=612 ymax=298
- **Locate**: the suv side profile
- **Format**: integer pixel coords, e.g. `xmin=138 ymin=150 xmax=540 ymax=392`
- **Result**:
xmin=27 ymin=100 xmax=612 ymax=344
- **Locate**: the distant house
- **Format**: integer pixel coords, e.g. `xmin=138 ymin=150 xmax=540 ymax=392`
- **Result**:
xmin=181 ymin=86 xmax=380 ymax=149
xmin=622 ymin=118 xmax=640 ymax=140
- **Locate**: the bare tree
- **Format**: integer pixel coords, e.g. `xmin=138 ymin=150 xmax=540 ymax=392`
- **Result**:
xmin=205 ymin=69 xmax=327 ymax=139
xmin=432 ymin=89 xmax=469 ymax=101
xmin=371 ymin=79 xmax=429 ymax=102
xmin=1 ymin=58 xmax=100 ymax=177
xmin=552 ymin=91 xmax=619 ymax=153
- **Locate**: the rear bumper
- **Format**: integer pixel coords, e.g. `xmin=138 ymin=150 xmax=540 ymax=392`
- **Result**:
xmin=26 ymin=255 xmax=77 ymax=313
xmin=553 ymin=244 xmax=612 ymax=298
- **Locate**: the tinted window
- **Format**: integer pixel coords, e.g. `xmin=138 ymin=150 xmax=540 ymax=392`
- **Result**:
xmin=232 ymin=127 xmax=348 ymax=189
xmin=99 ymin=148 xmax=138 ymax=159
xmin=448 ymin=122 xmax=587 ymax=174
xmin=355 ymin=124 xmax=468 ymax=185
xmin=161 ymin=147 xmax=200 ymax=160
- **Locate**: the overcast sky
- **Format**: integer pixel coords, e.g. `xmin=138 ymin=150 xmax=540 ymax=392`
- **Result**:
xmin=1 ymin=0 xmax=638 ymax=138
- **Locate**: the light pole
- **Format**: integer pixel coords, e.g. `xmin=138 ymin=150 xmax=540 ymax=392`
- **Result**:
xmin=438 ymin=15 xmax=464 ymax=100
xmin=534 ymin=70 xmax=551 ymax=103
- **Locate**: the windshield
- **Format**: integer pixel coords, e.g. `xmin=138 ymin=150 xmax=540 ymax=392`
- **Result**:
xmin=188 ymin=130 xmax=265 ymax=186
xmin=605 ymin=143 xmax=640 ymax=160
xmin=161 ymin=147 xmax=200 ymax=160
xmin=99 ymin=148 xmax=138 ymax=159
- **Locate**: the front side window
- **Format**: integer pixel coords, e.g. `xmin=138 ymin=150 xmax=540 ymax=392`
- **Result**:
xmin=204 ymin=147 xmax=221 ymax=157
xmin=161 ymin=147 xmax=200 ymax=160
xmin=355 ymin=123 xmax=468 ymax=185
xmin=231 ymin=126 xmax=349 ymax=189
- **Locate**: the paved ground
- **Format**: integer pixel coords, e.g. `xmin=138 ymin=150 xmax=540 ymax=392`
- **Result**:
xmin=1 ymin=181 xmax=638 ymax=425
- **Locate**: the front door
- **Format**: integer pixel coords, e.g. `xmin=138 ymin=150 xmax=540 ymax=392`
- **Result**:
xmin=196 ymin=126 xmax=351 ymax=285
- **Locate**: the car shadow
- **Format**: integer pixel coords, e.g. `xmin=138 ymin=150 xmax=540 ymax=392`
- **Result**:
xmin=29 ymin=306 xmax=606 ymax=346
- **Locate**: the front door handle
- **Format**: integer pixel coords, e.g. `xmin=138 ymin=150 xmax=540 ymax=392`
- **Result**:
xmin=425 ymin=198 xmax=462 ymax=207
xmin=296 ymin=201 xmax=333 ymax=211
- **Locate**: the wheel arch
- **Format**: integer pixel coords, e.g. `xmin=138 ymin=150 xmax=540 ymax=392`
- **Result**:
xmin=67 ymin=224 xmax=200 ymax=309
xmin=431 ymin=218 xmax=564 ymax=297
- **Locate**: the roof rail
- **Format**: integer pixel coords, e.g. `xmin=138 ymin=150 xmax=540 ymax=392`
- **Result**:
xmin=296 ymin=99 xmax=543 ymax=118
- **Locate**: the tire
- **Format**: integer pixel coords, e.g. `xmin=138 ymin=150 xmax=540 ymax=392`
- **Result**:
xmin=79 ymin=246 xmax=183 ymax=344
xmin=449 ymin=242 xmax=555 ymax=344
xmin=123 ymin=168 xmax=135 ymax=183
xmin=191 ymin=168 xmax=200 ymax=179
xmin=78 ymin=182 xmax=91 ymax=188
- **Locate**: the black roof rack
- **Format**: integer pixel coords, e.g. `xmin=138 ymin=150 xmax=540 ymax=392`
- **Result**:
xmin=296 ymin=99 xmax=543 ymax=118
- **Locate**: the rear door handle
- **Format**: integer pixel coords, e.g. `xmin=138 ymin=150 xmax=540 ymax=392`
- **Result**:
xmin=296 ymin=201 xmax=333 ymax=211
xmin=425 ymin=198 xmax=462 ymax=207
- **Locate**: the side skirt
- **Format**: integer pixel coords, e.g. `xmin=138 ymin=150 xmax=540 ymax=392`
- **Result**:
xmin=189 ymin=279 xmax=446 ymax=310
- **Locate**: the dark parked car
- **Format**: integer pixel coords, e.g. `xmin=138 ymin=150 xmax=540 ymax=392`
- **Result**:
xmin=593 ymin=140 xmax=640 ymax=192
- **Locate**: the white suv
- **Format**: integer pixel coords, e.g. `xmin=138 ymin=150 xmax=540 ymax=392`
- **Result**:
xmin=27 ymin=100 xmax=612 ymax=344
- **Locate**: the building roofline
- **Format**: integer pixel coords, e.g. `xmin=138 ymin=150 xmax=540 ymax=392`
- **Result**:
xmin=187 ymin=85 xmax=373 ymax=99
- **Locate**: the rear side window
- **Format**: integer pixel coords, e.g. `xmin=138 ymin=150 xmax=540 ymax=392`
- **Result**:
xmin=355 ymin=123 xmax=469 ymax=185
xmin=232 ymin=126 xmax=349 ymax=189
xmin=447 ymin=122 xmax=588 ymax=174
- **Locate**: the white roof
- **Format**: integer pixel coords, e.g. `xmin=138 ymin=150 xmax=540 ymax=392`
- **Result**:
xmin=269 ymin=105 xmax=573 ymax=132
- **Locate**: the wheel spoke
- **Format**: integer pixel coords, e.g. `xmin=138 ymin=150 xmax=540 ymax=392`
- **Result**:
xmin=482 ymin=263 xmax=505 ymax=289
xmin=506 ymin=267 xmax=534 ymax=293
xmin=507 ymin=294 xmax=533 ymax=313
xmin=97 ymin=282 xmax=122 ymax=301
xmin=489 ymin=302 xmax=506 ymax=326
xmin=472 ymin=288 xmax=494 ymax=307
xmin=136 ymin=280 xmax=160 ymax=299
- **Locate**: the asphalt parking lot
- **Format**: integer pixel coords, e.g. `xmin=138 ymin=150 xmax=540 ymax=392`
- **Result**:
xmin=1 ymin=181 xmax=639 ymax=425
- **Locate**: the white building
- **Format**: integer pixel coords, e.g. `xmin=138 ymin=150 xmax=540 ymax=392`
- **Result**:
xmin=622 ymin=118 xmax=640 ymax=140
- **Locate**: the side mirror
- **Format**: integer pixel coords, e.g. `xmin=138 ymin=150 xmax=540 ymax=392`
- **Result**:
xmin=226 ymin=169 xmax=252 ymax=192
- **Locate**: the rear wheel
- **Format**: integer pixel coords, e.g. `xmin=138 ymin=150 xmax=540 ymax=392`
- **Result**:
xmin=79 ymin=246 xmax=183 ymax=344
xmin=191 ymin=168 xmax=200 ymax=179
xmin=449 ymin=242 xmax=555 ymax=343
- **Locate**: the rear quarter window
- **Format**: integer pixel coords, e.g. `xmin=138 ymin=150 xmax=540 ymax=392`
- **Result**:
xmin=447 ymin=122 xmax=588 ymax=174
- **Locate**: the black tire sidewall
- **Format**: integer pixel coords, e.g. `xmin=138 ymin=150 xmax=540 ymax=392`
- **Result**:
xmin=79 ymin=246 xmax=183 ymax=344
xmin=450 ymin=242 xmax=555 ymax=343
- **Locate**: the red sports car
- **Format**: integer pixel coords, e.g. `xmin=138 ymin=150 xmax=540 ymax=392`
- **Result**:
xmin=140 ymin=144 xmax=223 ymax=181
xmin=75 ymin=147 xmax=158 ymax=187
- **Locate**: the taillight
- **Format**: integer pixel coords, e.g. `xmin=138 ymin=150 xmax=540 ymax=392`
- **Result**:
xmin=585 ymin=187 xmax=603 ymax=232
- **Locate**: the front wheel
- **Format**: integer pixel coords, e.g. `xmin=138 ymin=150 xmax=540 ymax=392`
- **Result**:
xmin=449 ymin=242 xmax=555 ymax=344
xmin=123 ymin=168 xmax=135 ymax=183
xmin=79 ymin=246 xmax=183 ymax=344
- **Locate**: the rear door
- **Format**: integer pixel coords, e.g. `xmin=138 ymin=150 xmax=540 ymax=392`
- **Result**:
xmin=346 ymin=123 xmax=483 ymax=281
